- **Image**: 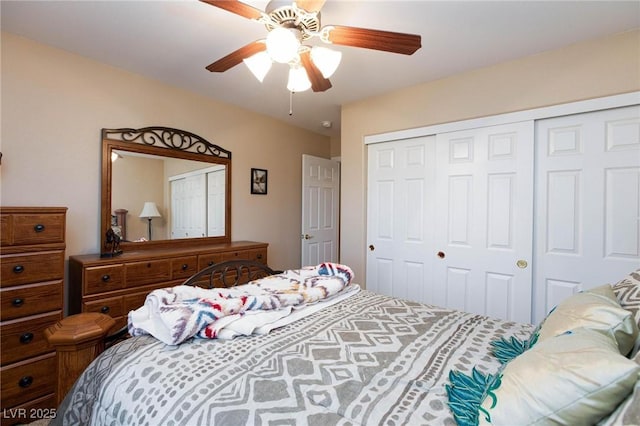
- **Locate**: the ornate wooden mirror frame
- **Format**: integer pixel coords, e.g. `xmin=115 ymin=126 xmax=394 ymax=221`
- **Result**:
xmin=101 ymin=126 xmax=232 ymax=252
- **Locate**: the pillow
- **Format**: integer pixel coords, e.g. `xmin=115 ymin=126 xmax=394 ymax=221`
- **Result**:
xmin=478 ymin=328 xmax=640 ymax=425
xmin=598 ymin=350 xmax=640 ymax=426
xmin=489 ymin=334 xmax=537 ymax=364
xmin=536 ymin=284 xmax=638 ymax=356
xmin=612 ymin=270 xmax=640 ymax=355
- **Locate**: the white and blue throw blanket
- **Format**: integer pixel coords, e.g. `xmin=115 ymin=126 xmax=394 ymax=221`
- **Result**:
xmin=128 ymin=262 xmax=354 ymax=345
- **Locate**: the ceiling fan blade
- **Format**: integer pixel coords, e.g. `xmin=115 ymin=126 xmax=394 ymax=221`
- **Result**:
xmin=206 ymin=41 xmax=266 ymax=72
xmin=296 ymin=0 xmax=326 ymax=13
xmin=300 ymin=50 xmax=332 ymax=92
xmin=200 ymin=0 xmax=263 ymax=20
xmin=325 ymin=25 xmax=421 ymax=55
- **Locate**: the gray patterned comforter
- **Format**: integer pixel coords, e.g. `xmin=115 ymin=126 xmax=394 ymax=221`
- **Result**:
xmin=52 ymin=291 xmax=533 ymax=425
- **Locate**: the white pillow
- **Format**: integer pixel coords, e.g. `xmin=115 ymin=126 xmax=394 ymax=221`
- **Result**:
xmin=479 ymin=328 xmax=640 ymax=425
xmin=537 ymin=284 xmax=638 ymax=356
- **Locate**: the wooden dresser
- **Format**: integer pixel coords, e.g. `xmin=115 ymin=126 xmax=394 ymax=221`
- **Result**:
xmin=68 ymin=241 xmax=268 ymax=331
xmin=0 ymin=207 xmax=66 ymax=425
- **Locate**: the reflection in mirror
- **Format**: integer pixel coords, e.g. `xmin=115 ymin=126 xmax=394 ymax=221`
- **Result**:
xmin=111 ymin=150 xmax=226 ymax=242
xmin=101 ymin=127 xmax=232 ymax=252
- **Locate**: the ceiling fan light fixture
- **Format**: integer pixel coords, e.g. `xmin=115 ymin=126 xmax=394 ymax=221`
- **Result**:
xmin=287 ymin=65 xmax=312 ymax=92
xmin=243 ymin=51 xmax=272 ymax=82
xmin=310 ymin=46 xmax=342 ymax=78
xmin=266 ymin=27 xmax=300 ymax=63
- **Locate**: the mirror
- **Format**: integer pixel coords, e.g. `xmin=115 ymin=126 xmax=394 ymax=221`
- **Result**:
xmin=101 ymin=127 xmax=231 ymax=252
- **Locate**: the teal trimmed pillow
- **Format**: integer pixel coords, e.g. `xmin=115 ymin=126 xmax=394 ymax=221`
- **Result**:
xmin=446 ymin=367 xmax=502 ymax=426
xmin=478 ymin=328 xmax=640 ymax=425
xmin=489 ymin=334 xmax=538 ymax=364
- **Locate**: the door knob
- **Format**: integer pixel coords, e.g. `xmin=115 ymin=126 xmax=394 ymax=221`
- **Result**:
xmin=301 ymin=234 xmax=314 ymax=240
xmin=369 ymin=245 xmax=375 ymax=251
xmin=437 ymin=251 xmax=446 ymax=259
xmin=516 ymin=259 xmax=528 ymax=269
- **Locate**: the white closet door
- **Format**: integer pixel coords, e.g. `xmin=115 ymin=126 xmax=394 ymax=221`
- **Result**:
xmin=366 ymin=136 xmax=436 ymax=304
xmin=207 ymin=169 xmax=226 ymax=237
xmin=171 ymin=174 xmax=206 ymax=239
xmin=433 ymin=121 xmax=534 ymax=323
xmin=534 ymin=105 xmax=640 ymax=323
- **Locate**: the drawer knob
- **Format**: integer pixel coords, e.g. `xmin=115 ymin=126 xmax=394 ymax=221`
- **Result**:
xmin=208 ymin=261 xmax=214 ymax=266
xmin=13 ymin=265 xmax=24 ymax=274
xmin=100 ymin=306 xmax=110 ymax=314
xmin=12 ymin=298 xmax=24 ymax=307
xmin=18 ymin=376 xmax=33 ymax=388
xmin=33 ymin=224 xmax=45 ymax=233
xmin=20 ymin=332 xmax=34 ymax=344
xmin=182 ymin=263 xmax=188 ymax=271
xmin=256 ymin=253 xmax=263 ymax=259
xmin=102 ymin=274 xmax=111 ymax=282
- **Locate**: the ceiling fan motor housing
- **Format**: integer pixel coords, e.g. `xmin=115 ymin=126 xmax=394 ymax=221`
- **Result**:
xmin=263 ymin=1 xmax=320 ymax=40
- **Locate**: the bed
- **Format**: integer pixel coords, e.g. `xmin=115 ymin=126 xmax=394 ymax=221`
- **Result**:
xmin=49 ymin=263 xmax=640 ymax=426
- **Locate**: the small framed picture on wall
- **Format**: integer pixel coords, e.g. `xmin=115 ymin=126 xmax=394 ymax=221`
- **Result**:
xmin=251 ymin=168 xmax=268 ymax=195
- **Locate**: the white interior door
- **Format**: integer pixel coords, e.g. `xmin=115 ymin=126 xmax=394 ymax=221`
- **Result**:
xmin=301 ymin=155 xmax=340 ymax=267
xmin=207 ymin=168 xmax=226 ymax=237
xmin=366 ymin=136 xmax=436 ymax=303
xmin=533 ymin=105 xmax=640 ymax=322
xmin=433 ymin=121 xmax=534 ymax=323
xmin=170 ymin=174 xmax=206 ymax=239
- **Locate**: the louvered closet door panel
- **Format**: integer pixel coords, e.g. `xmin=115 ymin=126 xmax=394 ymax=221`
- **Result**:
xmin=534 ymin=105 xmax=640 ymax=323
xmin=433 ymin=121 xmax=534 ymax=323
xmin=366 ymin=136 xmax=436 ymax=304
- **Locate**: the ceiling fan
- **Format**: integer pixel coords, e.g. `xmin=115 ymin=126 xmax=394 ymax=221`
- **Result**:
xmin=201 ymin=0 xmax=422 ymax=93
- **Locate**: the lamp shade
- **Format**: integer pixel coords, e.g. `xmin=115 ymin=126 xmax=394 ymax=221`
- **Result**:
xmin=287 ymin=65 xmax=312 ymax=92
xmin=139 ymin=202 xmax=161 ymax=218
xmin=243 ymin=50 xmax=272 ymax=82
xmin=310 ymin=46 xmax=342 ymax=78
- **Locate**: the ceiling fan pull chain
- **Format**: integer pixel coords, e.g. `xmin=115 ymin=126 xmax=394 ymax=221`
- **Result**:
xmin=289 ymin=91 xmax=294 ymax=116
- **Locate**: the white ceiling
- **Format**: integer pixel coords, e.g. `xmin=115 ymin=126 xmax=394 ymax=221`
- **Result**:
xmin=2 ymin=0 xmax=639 ymax=138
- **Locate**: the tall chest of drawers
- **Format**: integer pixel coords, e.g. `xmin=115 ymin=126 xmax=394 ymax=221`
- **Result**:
xmin=0 ymin=207 xmax=66 ymax=425
xmin=68 ymin=241 xmax=268 ymax=331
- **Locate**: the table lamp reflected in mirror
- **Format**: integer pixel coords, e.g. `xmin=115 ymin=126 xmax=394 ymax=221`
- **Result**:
xmin=139 ymin=201 xmax=161 ymax=241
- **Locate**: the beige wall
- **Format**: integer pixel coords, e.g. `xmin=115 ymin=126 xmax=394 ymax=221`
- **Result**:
xmin=0 ymin=32 xmax=330 ymax=271
xmin=112 ymin=155 xmax=166 ymax=241
xmin=340 ymin=29 xmax=640 ymax=285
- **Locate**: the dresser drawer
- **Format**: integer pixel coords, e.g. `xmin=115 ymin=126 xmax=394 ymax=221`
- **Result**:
xmin=0 ymin=251 xmax=64 ymax=288
xmin=0 ymin=353 xmax=57 ymax=409
xmin=84 ymin=265 xmax=125 ymax=295
xmin=83 ymin=296 xmax=124 ymax=318
xmin=221 ymin=249 xmax=249 ymax=261
xmin=1 ymin=312 xmax=61 ymax=365
xmin=0 ymin=281 xmax=63 ymax=321
xmin=171 ymin=256 xmax=198 ymax=281
xmin=125 ymin=260 xmax=171 ymax=287
xmin=0 ymin=215 xmax=10 ymax=247
xmin=249 ymin=248 xmax=267 ymax=263
xmin=124 ymin=289 xmax=153 ymax=313
xmin=10 ymin=213 xmax=65 ymax=246
xmin=198 ymin=253 xmax=223 ymax=270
